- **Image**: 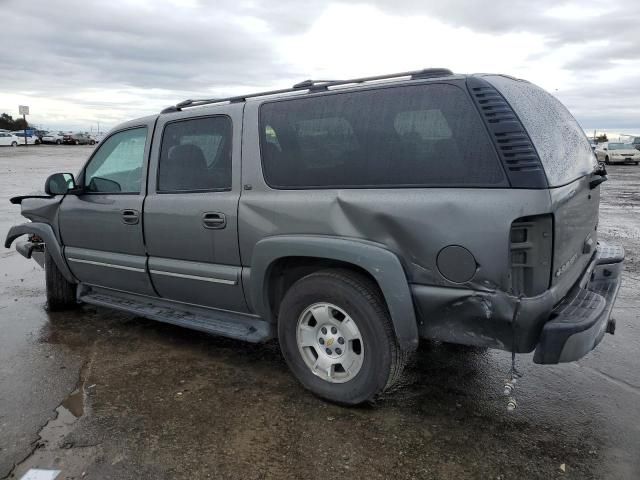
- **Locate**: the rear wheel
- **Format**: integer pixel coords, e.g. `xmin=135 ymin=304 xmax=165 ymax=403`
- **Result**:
xmin=45 ymin=249 xmax=77 ymax=311
xmin=56 ymin=139 xmax=62 ymax=145
xmin=11 ymin=141 xmax=17 ymax=147
xmin=278 ymin=269 xmax=406 ymax=405
xmin=74 ymin=140 xmax=80 ymax=145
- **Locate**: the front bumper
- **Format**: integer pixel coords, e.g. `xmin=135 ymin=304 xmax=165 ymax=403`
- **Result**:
xmin=533 ymin=243 xmax=624 ymax=364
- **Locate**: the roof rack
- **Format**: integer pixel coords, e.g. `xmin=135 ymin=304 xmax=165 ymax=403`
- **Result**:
xmin=160 ymin=68 xmax=453 ymax=113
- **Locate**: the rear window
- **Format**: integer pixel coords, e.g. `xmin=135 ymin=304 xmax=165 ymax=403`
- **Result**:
xmin=259 ymin=83 xmax=505 ymax=189
xmin=486 ymin=76 xmax=596 ymax=187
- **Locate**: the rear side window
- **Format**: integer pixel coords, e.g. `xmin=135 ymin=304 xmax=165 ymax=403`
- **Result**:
xmin=158 ymin=116 xmax=232 ymax=192
xmin=259 ymin=84 xmax=505 ymax=188
xmin=486 ymin=76 xmax=596 ymax=187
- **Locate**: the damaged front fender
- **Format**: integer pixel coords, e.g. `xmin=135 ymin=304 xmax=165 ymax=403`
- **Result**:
xmin=5 ymin=222 xmax=76 ymax=284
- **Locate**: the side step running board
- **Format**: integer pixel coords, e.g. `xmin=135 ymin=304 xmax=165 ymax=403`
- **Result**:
xmin=79 ymin=287 xmax=274 ymax=343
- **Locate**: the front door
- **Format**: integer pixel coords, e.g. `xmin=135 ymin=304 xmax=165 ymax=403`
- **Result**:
xmin=58 ymin=121 xmax=157 ymax=296
xmin=143 ymin=105 xmax=248 ymax=312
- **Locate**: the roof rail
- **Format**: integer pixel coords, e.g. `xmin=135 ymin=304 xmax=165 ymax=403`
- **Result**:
xmin=161 ymin=68 xmax=453 ymax=113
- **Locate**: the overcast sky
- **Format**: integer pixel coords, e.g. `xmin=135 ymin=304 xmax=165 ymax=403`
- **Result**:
xmin=0 ymin=0 xmax=638 ymax=135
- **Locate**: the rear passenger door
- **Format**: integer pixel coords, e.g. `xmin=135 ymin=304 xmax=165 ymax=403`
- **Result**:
xmin=144 ymin=105 xmax=248 ymax=312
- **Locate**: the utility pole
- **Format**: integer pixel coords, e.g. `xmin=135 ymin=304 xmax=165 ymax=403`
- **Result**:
xmin=19 ymin=105 xmax=29 ymax=146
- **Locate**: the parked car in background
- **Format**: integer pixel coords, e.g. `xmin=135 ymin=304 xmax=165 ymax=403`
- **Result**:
xmin=595 ymin=142 xmax=640 ymax=165
xmin=0 ymin=132 xmax=19 ymax=147
xmin=12 ymin=131 xmax=41 ymax=145
xmin=63 ymin=133 xmax=96 ymax=145
xmin=42 ymin=132 xmax=65 ymax=145
xmin=34 ymin=130 xmax=49 ymax=141
xmin=631 ymin=136 xmax=640 ymax=151
xmin=91 ymin=132 xmax=106 ymax=143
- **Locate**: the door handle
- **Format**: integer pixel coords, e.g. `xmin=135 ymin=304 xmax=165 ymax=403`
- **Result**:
xmin=202 ymin=212 xmax=226 ymax=229
xmin=121 ymin=209 xmax=140 ymax=225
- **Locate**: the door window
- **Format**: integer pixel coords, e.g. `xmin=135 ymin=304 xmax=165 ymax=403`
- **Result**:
xmin=157 ymin=116 xmax=232 ymax=192
xmin=84 ymin=127 xmax=148 ymax=193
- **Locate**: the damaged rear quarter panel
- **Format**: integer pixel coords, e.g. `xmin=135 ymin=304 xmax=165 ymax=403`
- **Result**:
xmin=238 ymin=186 xmax=553 ymax=293
xmin=239 ymin=100 xmax=554 ymax=348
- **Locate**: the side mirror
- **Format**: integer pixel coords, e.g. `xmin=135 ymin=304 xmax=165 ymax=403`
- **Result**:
xmin=45 ymin=173 xmax=77 ymax=195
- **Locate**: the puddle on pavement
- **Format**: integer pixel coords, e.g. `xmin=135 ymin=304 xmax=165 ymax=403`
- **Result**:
xmin=60 ymin=389 xmax=84 ymax=418
xmin=7 ymin=349 xmax=98 ymax=479
xmin=31 ymin=388 xmax=85 ymax=449
xmin=8 ymin=387 xmax=96 ymax=479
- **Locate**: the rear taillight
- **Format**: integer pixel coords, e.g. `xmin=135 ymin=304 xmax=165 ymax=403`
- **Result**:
xmin=509 ymin=214 xmax=553 ymax=296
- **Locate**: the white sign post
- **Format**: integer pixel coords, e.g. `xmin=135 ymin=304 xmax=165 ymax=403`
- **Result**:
xmin=18 ymin=105 xmax=29 ymax=146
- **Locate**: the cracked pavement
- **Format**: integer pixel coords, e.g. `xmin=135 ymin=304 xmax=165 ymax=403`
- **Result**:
xmin=0 ymin=146 xmax=639 ymax=479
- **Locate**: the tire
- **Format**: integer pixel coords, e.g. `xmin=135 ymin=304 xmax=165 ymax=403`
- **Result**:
xmin=278 ymin=269 xmax=407 ymax=405
xmin=90 ymin=140 xmax=95 ymax=145
xmin=45 ymin=249 xmax=77 ymax=311
xmin=56 ymin=139 xmax=62 ymax=145
xmin=74 ymin=140 xmax=80 ymax=145
xmin=11 ymin=141 xmax=17 ymax=147
xmin=605 ymin=156 xmax=610 ymax=165
xmin=35 ymin=139 xmax=41 ymax=145
xmin=635 ymin=162 xmax=639 ymax=166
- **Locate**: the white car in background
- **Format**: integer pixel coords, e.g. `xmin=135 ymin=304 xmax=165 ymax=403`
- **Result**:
xmin=0 ymin=132 xmax=19 ymax=147
xmin=11 ymin=131 xmax=41 ymax=145
xmin=596 ymin=142 xmax=640 ymax=165
xmin=42 ymin=131 xmax=65 ymax=145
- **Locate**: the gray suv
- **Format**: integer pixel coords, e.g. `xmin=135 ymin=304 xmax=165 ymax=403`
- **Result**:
xmin=5 ymin=69 xmax=624 ymax=405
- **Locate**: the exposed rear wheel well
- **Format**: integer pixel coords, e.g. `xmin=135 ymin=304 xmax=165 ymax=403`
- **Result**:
xmin=266 ymin=257 xmax=383 ymax=321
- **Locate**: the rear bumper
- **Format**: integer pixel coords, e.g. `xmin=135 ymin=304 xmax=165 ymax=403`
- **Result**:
xmin=532 ymin=244 xmax=624 ymax=364
xmin=411 ymin=242 xmax=624 ymax=362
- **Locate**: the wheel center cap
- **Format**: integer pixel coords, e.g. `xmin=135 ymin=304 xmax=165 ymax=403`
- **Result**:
xmin=325 ymin=337 xmax=335 ymax=347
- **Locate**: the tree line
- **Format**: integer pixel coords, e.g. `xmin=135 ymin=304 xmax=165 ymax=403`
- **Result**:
xmin=0 ymin=113 xmax=29 ymax=131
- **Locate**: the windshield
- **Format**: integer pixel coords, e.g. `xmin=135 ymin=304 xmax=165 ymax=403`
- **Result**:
xmin=608 ymin=143 xmax=629 ymax=150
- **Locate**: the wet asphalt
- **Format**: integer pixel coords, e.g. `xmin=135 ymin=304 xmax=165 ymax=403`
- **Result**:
xmin=0 ymin=145 xmax=638 ymax=479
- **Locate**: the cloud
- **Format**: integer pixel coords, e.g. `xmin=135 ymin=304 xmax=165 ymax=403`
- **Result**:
xmin=0 ymin=0 xmax=638 ymax=132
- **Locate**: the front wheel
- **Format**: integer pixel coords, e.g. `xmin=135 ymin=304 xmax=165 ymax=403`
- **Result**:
xmin=278 ymin=269 xmax=407 ymax=405
xmin=56 ymin=139 xmax=62 ymax=145
xmin=89 ymin=140 xmax=96 ymax=145
xmin=45 ymin=249 xmax=77 ymax=311
xmin=74 ymin=140 xmax=80 ymax=145
xmin=11 ymin=141 xmax=17 ymax=147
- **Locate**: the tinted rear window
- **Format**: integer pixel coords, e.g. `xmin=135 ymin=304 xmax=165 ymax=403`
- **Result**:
xmin=259 ymin=84 xmax=505 ymax=189
xmin=486 ymin=76 xmax=596 ymax=187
